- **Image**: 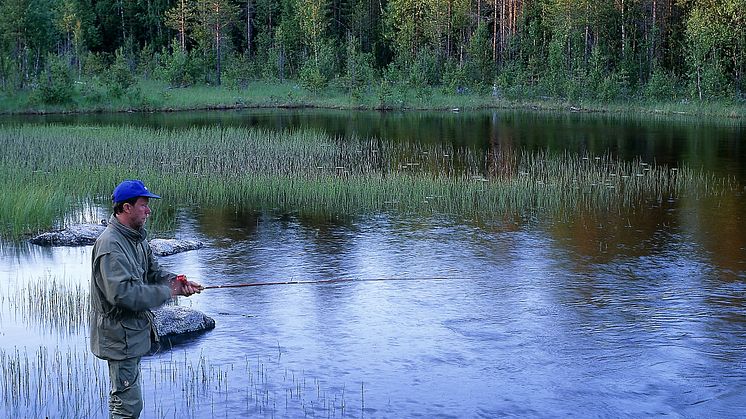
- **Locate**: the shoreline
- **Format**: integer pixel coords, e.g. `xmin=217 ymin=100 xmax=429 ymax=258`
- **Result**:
xmin=1 ymin=80 xmax=743 ymax=120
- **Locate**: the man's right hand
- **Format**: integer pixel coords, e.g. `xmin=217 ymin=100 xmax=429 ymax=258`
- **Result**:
xmin=172 ymin=275 xmax=204 ymax=297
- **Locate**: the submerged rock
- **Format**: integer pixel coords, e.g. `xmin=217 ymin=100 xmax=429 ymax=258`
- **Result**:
xmin=150 ymin=239 xmax=204 ymax=256
xmin=29 ymin=223 xmax=204 ymax=256
xmin=153 ymin=305 xmax=215 ymax=338
xmin=29 ymin=223 xmax=106 ymax=246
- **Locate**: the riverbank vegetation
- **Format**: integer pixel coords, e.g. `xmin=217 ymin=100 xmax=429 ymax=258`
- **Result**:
xmin=0 ymin=320 xmax=349 ymax=417
xmin=0 ymin=124 xmax=733 ymax=239
xmin=0 ymin=1 xmax=743 ymax=116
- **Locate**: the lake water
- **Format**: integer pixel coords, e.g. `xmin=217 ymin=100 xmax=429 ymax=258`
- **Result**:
xmin=1 ymin=109 xmax=745 ymax=418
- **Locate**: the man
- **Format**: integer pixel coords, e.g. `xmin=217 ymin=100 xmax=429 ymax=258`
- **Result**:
xmin=90 ymin=179 xmax=202 ymax=419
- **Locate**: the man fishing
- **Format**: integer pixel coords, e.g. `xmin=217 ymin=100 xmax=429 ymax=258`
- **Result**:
xmin=90 ymin=179 xmax=202 ymax=419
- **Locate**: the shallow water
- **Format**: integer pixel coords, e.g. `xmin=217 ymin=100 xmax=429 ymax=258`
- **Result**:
xmin=1 ymin=109 xmax=745 ymax=417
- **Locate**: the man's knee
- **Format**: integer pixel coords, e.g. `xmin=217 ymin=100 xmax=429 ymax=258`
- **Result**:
xmin=108 ymin=358 xmax=143 ymax=419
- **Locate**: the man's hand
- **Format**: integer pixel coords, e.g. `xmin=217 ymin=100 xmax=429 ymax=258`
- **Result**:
xmin=172 ymin=275 xmax=204 ymax=297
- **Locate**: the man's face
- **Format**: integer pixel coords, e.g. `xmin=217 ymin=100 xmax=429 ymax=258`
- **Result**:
xmin=124 ymin=197 xmax=151 ymax=230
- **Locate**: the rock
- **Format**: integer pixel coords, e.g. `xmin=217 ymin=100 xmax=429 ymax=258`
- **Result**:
xmin=153 ymin=305 xmax=215 ymax=338
xmin=29 ymin=224 xmax=204 ymax=256
xmin=29 ymin=223 xmax=106 ymax=246
xmin=150 ymin=239 xmax=204 ymax=256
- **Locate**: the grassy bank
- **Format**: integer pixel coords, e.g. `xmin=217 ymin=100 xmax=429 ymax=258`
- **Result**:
xmin=1 ymin=79 xmax=744 ymax=119
xmin=0 ymin=124 xmax=733 ymax=239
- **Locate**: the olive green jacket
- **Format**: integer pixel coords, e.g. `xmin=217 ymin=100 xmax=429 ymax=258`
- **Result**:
xmin=90 ymin=215 xmax=174 ymax=360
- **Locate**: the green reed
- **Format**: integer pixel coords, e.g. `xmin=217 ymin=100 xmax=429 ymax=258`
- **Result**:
xmin=0 ymin=272 xmax=352 ymax=417
xmin=3 ymin=275 xmax=89 ymax=335
xmin=0 ymin=344 xmax=352 ymax=418
xmin=0 ymin=346 xmax=108 ymax=418
xmin=0 ymin=124 xmax=733 ymax=238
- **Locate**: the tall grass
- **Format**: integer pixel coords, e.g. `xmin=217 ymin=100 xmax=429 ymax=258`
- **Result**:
xmin=3 ymin=275 xmax=89 ymax=335
xmin=0 ymin=345 xmax=352 ymax=418
xmin=0 ymin=124 xmax=734 ymax=238
xmin=2 ymin=78 xmax=744 ymax=118
xmin=0 ymin=273 xmax=353 ymax=417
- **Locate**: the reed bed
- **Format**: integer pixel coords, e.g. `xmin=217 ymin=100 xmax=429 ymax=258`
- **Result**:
xmin=0 ymin=124 xmax=734 ymax=238
xmin=0 ymin=344 xmax=353 ymax=418
xmin=0 ymin=346 xmax=108 ymax=418
xmin=0 ymin=273 xmax=351 ymax=417
xmin=2 ymin=275 xmax=89 ymax=335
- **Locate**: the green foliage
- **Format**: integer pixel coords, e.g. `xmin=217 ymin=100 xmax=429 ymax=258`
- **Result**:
xmin=106 ymin=49 xmax=135 ymax=98
xmin=595 ymin=72 xmax=625 ymax=102
xmin=0 ymin=124 xmax=723 ymax=239
xmin=691 ymin=61 xmax=731 ymax=100
xmin=684 ymin=4 xmax=735 ymax=100
xmin=496 ymin=62 xmax=527 ymax=91
xmin=137 ymin=43 xmax=159 ymax=79
xmin=35 ymin=54 xmax=74 ymax=104
xmin=155 ymin=41 xmax=202 ymax=87
xmin=0 ymin=0 xmax=743 ymax=107
xmin=343 ymin=35 xmax=376 ymax=94
xmin=644 ymin=67 xmax=679 ymax=101
xmin=442 ymin=59 xmax=468 ymax=93
xmin=403 ymin=48 xmax=441 ymax=87
xmin=299 ymin=40 xmax=337 ymax=91
xmin=81 ymin=52 xmax=110 ymax=78
xmin=222 ymin=53 xmax=252 ymax=89
xmin=545 ymin=36 xmax=567 ymax=97
xmin=464 ymin=23 xmax=494 ymax=87
xmin=299 ymin=60 xmax=325 ymax=91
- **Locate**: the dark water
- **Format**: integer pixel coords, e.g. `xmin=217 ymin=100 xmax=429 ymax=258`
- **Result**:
xmin=1 ymin=109 xmax=745 ymax=417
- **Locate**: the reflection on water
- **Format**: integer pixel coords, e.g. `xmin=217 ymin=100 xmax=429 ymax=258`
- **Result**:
xmin=1 ymin=205 xmax=745 ymax=417
xmin=0 ymin=109 xmax=745 ymax=416
xmin=2 ymin=108 xmax=745 ymax=179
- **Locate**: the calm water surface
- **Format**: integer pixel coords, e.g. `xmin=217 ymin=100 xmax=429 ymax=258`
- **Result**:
xmin=1 ymin=109 xmax=745 ymax=417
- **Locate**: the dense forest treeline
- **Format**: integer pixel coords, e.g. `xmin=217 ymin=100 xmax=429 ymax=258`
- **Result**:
xmin=0 ymin=0 xmax=743 ymax=107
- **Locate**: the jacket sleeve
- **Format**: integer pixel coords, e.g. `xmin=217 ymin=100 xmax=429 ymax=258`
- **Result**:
xmin=95 ymin=246 xmax=172 ymax=312
xmin=145 ymin=242 xmax=177 ymax=286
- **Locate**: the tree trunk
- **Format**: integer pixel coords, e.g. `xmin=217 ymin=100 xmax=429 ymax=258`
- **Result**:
xmin=584 ymin=3 xmax=590 ymax=64
xmin=500 ymin=0 xmax=505 ymax=62
xmin=215 ymin=3 xmax=221 ymax=85
xmin=246 ymin=0 xmax=252 ymax=55
xmin=493 ymin=0 xmax=498 ymax=62
xmin=622 ymin=0 xmax=627 ymax=61
xmin=650 ymin=0 xmax=657 ymax=74
xmin=119 ymin=0 xmax=127 ymax=45
xmin=180 ymin=0 xmax=186 ymax=51
xmin=279 ymin=46 xmax=285 ymax=82
xmin=447 ymin=0 xmax=452 ymax=58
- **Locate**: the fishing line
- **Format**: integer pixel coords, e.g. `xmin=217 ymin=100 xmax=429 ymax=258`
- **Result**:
xmin=198 ymin=276 xmax=458 ymax=290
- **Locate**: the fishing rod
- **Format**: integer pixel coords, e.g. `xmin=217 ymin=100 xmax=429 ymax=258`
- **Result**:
xmin=177 ymin=275 xmax=454 ymax=290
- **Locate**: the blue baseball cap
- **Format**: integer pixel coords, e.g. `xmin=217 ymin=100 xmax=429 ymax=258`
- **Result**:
xmin=112 ymin=180 xmax=161 ymax=203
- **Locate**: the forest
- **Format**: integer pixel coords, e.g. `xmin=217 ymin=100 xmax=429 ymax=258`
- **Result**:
xmin=0 ymin=0 xmax=743 ymax=107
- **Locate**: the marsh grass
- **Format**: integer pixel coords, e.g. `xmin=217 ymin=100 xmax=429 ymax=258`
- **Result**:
xmin=0 ymin=274 xmax=352 ymax=417
xmin=2 ymin=79 xmax=744 ymax=118
xmin=0 ymin=266 xmax=490 ymax=417
xmin=3 ymin=274 xmax=89 ymax=335
xmin=0 ymin=345 xmax=352 ymax=418
xmin=0 ymin=124 xmax=735 ymax=238
xmin=0 ymin=346 xmax=108 ymax=418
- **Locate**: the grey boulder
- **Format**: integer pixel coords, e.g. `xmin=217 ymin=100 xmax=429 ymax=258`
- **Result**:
xmin=150 ymin=239 xmax=204 ymax=256
xmin=153 ymin=305 xmax=215 ymax=338
xmin=29 ymin=223 xmax=204 ymax=256
xmin=29 ymin=224 xmax=106 ymax=246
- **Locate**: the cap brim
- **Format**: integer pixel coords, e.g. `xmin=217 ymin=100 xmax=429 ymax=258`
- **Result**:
xmin=143 ymin=192 xmax=161 ymax=199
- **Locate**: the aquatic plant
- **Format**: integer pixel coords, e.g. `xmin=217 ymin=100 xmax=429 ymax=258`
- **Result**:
xmin=0 ymin=124 xmax=734 ymax=238
xmin=0 ymin=344 xmax=354 ymax=418
xmin=3 ymin=274 xmax=89 ymax=335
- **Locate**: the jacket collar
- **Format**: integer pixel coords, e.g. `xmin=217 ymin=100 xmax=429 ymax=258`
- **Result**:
xmin=109 ymin=214 xmax=147 ymax=243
